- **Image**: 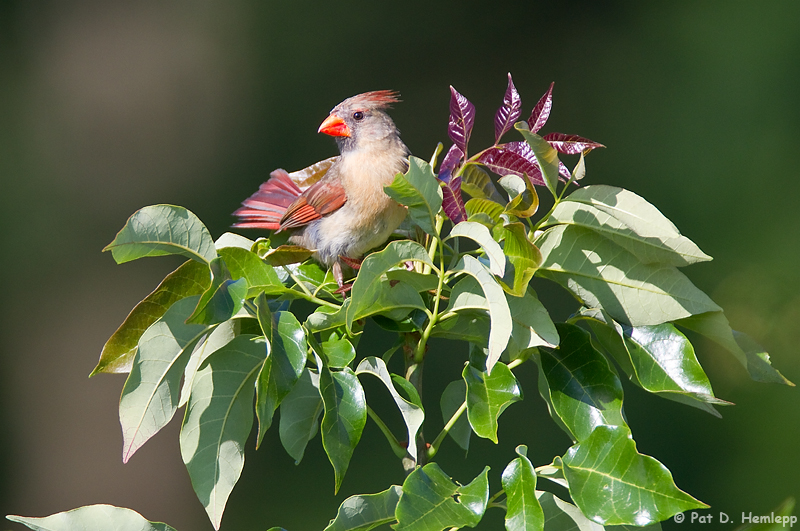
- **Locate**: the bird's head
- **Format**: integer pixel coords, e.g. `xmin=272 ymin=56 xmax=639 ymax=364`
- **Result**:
xmin=318 ymin=90 xmax=403 ymax=153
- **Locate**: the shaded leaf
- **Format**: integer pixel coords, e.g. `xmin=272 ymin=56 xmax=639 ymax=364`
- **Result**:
xmin=7 ymin=505 xmax=177 ymax=531
xmin=393 ymin=463 xmax=489 ymax=531
xmin=502 ymin=445 xmax=544 ymax=531
xmin=461 ymin=163 xmax=506 ymax=204
xmin=537 ymin=492 xmax=604 ymax=531
xmin=180 ymin=335 xmax=267 ymax=529
xmin=505 ymin=288 xmax=559 ymax=360
xmin=528 ymin=82 xmax=554 ymax=134
xmin=279 ymin=368 xmax=323 ymax=464
xmin=495 ymin=72 xmax=522 ymax=144
xmin=120 ymin=296 xmax=208 ymax=463
xmin=261 ymin=245 xmax=315 ymax=267
xmin=440 ymin=379 xmax=470 ymax=452
xmin=448 ymin=85 xmax=476 ymax=154
xmin=464 ymin=361 xmax=522 ymax=443
xmin=356 ymin=357 xmax=424 ymax=460
xmin=385 ymin=157 xmax=443 ymax=236
xmin=255 ymin=311 xmax=307 ymax=447
xmin=322 ymin=335 xmax=357 ymax=368
xmin=536 ymin=225 xmax=721 ymax=326
xmin=465 ymin=198 xmax=504 ymax=226
xmin=431 ymin=310 xmax=491 ymax=345
xmin=321 ymin=365 xmax=367 ymax=493
xmin=676 ymin=311 xmax=794 ymax=386
xmin=104 ymin=204 xmax=217 ymax=265
xmin=179 ymin=320 xmax=237 ymax=408
xmin=536 ymin=324 xmax=627 ymax=442
xmin=447 ymin=221 xmax=505 ymax=276
xmin=543 ymin=133 xmax=605 ymax=155
xmin=186 ymin=258 xmax=248 ymax=325
xmin=386 ymin=269 xmax=439 ymax=293
xmin=94 ymin=259 xmax=210 ymax=375
xmin=546 ymin=185 xmax=712 ymax=267
xmin=516 ymin=123 xmax=560 ymax=197
xmin=324 ymin=485 xmax=403 ymax=531
xmin=562 ymin=425 xmax=707 ymax=526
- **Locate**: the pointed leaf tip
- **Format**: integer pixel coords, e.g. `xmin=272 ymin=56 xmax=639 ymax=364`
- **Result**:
xmin=528 ymin=82 xmax=554 ymax=133
xmin=448 ymin=86 xmax=476 ymax=155
xmin=494 ymin=73 xmax=522 ymax=144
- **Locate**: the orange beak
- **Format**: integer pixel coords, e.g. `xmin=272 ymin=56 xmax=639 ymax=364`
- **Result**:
xmin=318 ymin=114 xmax=351 ymax=137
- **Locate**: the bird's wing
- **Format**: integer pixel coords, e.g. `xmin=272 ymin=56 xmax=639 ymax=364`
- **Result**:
xmin=233 ymin=169 xmax=304 ymax=229
xmin=279 ymin=176 xmax=347 ymax=229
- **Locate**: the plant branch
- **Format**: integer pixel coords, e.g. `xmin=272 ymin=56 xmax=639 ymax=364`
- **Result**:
xmin=366 ymin=405 xmax=407 ymax=459
xmin=427 ymin=400 xmax=466 ymax=460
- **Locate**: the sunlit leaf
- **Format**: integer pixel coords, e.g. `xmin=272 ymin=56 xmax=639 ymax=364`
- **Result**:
xmin=393 ymin=463 xmax=489 ymax=531
xmin=543 ymin=133 xmax=605 ymax=155
xmin=322 ymin=335 xmax=357 ymax=368
xmin=516 ymin=123 xmax=560 ymax=197
xmin=505 ymin=288 xmax=559 ymax=360
xmin=440 ymin=379 xmax=470 ymax=452
xmin=6 ymin=504 xmax=177 ymax=531
xmin=447 ymin=221 xmax=505 ymax=276
xmin=93 ymin=259 xmax=210 ymax=375
xmin=464 ymin=361 xmax=522 ymax=443
xmin=448 ymin=86 xmax=476 ymax=154
xmin=478 ymin=142 xmax=546 ymax=187
xmin=528 ymin=82 xmax=554 ymax=134
xmin=186 ymin=258 xmax=248 ymax=325
xmin=385 ymin=157 xmax=443 ymax=236
xmin=502 ymin=445 xmax=544 ymax=531
xmin=495 ymin=222 xmax=542 ymax=297
xmin=536 ymin=225 xmax=721 ymax=326
xmin=261 ymin=245 xmax=315 ymax=267
xmin=214 ymin=232 xmax=254 ymax=250
xmin=119 ymin=296 xmax=208 ymax=463
xmin=288 ymin=156 xmax=337 ymax=189
xmin=179 ymin=320 xmax=237 ymax=408
xmin=104 ymin=204 xmax=217 ymax=265
xmin=431 ymin=310 xmax=491 ymax=345
xmin=180 ymin=335 xmax=267 ymax=529
xmin=562 ymin=425 xmax=707 ymax=526
xmin=502 ymin=174 xmax=540 ymax=219
xmin=218 ymin=247 xmax=285 ymax=296
xmin=279 ymin=368 xmax=323 ymax=464
xmin=465 ymin=198 xmax=504 ymax=226
xmin=323 ymin=485 xmax=403 ymax=531
xmin=255 ymin=311 xmax=307 ymax=447
xmin=321 ymin=365 xmax=367 ymax=493
xmin=537 ymin=491 xmax=604 ymax=531
xmin=461 ymin=163 xmax=505 ymax=204
xmin=676 ymin=311 xmax=794 ymax=386
xmin=535 ymin=324 xmax=627 ymax=442
xmin=495 ymin=73 xmax=523 ymax=144
xmin=546 ymin=185 xmax=712 ymax=267
xmin=356 ymin=357 xmax=424 ymax=460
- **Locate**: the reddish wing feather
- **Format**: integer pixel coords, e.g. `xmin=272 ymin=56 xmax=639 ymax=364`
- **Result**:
xmin=279 ymin=177 xmax=347 ymax=230
xmin=233 ymin=169 xmax=303 ymax=230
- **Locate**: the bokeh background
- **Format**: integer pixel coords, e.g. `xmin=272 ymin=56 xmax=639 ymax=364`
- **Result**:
xmin=1 ymin=2 xmax=798 ymax=530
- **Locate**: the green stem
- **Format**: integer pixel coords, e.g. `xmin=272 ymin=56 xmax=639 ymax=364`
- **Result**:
xmin=427 ymin=400 xmax=466 ymax=460
xmin=367 ymin=405 xmax=407 ymax=459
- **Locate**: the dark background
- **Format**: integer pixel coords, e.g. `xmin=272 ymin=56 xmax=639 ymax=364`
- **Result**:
xmin=1 ymin=2 xmax=798 ymax=530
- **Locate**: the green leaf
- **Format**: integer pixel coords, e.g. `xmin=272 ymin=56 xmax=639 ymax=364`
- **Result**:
xmin=6 ymin=504 xmax=177 ymax=531
xmin=347 ymin=240 xmax=434 ymax=331
xmin=585 ymin=316 xmax=729 ymax=416
xmin=306 ymin=301 xmax=350 ymax=333
xmin=104 ymin=204 xmax=217 ymax=264
xmin=536 ymin=324 xmax=627 ymax=442
xmin=384 ymin=156 xmax=443 ymax=235
xmin=324 ymin=485 xmax=403 ymax=531
xmin=393 ymin=463 xmax=490 ymax=531
xmin=463 ymin=361 xmax=522 ymax=443
xmin=94 ymin=259 xmax=211 ymax=375
xmin=502 ymin=445 xmax=544 ymax=531
xmin=186 ymin=258 xmax=248 ymax=325
xmin=505 ymin=288 xmax=559 ymax=361
xmin=562 ymin=425 xmax=707 ymax=526
xmin=386 ymin=269 xmax=439 ymax=293
xmin=536 ymin=225 xmax=721 ymax=326
xmin=440 ymin=379 xmax=470 ymax=452
xmin=495 ymin=222 xmax=541 ymax=297
xmin=214 ymin=232 xmax=254 ymax=250
xmin=356 ymin=357 xmax=424 ymax=460
xmin=500 ymin=174 xmax=540 ymax=218
xmin=218 ymin=247 xmax=284 ymax=296
xmin=119 ymin=296 xmax=208 ymax=463
xmin=447 ymin=221 xmax=506 ymax=276
xmin=262 ymin=245 xmax=315 ymax=267
xmin=452 ymin=255 xmax=512 ymax=372
xmin=180 ymin=334 xmax=267 ymax=529
xmin=322 ymin=335 xmax=357 ymax=368
xmin=279 ymin=367 xmax=323 ymax=464
xmin=461 ymin=162 xmax=505 ymax=203
xmin=736 ymin=497 xmax=796 ymax=531
xmin=676 ymin=311 xmax=794 ymax=385
xmin=465 ymin=198 xmax=504 ymax=227
xmin=536 ymin=492 xmax=604 ymax=531
xmin=255 ymin=311 xmax=307 ymax=447
xmin=179 ymin=320 xmax=237 ymax=408
xmin=321 ymin=365 xmax=367 ymax=493
xmin=516 ymin=123 xmax=560 ymax=197
xmin=431 ymin=311 xmax=491 ymax=345
xmin=546 ymin=185 xmax=712 ymax=267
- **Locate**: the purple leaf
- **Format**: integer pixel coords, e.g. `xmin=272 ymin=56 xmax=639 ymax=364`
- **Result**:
xmin=543 ymin=132 xmax=605 ymax=155
xmin=441 ymin=175 xmax=467 ymax=224
xmin=558 ymin=161 xmax=573 ymax=183
xmin=494 ymin=73 xmax=522 ymax=144
xmin=438 ymin=144 xmax=464 ymax=184
xmin=527 ymin=82 xmax=554 ymax=133
xmin=478 ymin=142 xmax=546 ymax=187
xmin=448 ymin=86 xmax=476 ymax=154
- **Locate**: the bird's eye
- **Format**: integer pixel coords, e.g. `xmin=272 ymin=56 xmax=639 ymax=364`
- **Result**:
xmin=353 ymin=111 xmax=364 ymax=121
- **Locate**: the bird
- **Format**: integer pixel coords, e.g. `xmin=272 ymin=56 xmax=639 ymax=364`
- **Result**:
xmin=232 ymin=91 xmax=410 ymax=288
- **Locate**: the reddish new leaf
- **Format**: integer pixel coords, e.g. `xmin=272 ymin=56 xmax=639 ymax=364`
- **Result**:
xmin=438 ymin=144 xmax=467 ymax=223
xmin=478 ymin=141 xmax=545 ymax=187
xmin=448 ymin=86 xmax=476 ymax=155
xmin=494 ymin=73 xmax=522 ymax=144
xmin=528 ymin=82 xmax=554 ymax=133
xmin=439 ymin=144 xmax=464 ymax=183
xmin=543 ymin=132 xmax=605 ymax=155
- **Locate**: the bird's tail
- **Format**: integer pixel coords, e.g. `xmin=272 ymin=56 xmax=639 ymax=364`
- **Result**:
xmin=232 ymin=169 xmax=303 ymax=230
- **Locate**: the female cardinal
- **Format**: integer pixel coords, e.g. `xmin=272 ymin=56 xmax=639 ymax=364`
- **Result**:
xmin=233 ymin=91 xmax=410 ymax=285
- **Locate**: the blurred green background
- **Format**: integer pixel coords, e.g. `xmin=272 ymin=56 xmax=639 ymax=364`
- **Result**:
xmin=1 ymin=2 xmax=798 ymax=530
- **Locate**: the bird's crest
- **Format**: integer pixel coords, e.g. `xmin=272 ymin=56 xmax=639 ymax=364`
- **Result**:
xmin=338 ymin=90 xmax=401 ymax=111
